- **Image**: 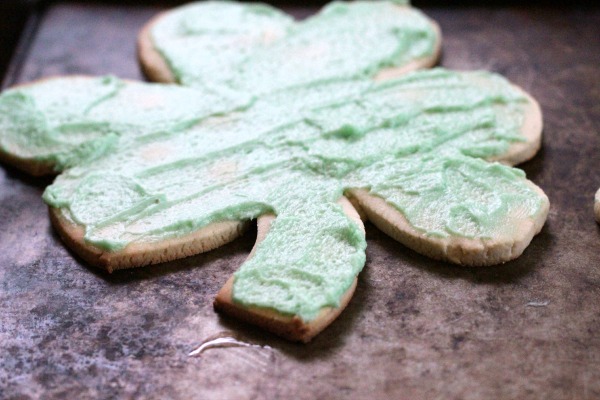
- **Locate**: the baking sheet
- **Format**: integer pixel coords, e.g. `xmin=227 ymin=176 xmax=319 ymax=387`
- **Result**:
xmin=0 ymin=3 xmax=599 ymax=399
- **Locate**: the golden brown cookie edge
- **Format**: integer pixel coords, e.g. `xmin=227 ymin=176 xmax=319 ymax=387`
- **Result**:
xmin=49 ymin=206 xmax=248 ymax=273
xmin=348 ymin=182 xmax=548 ymax=267
xmin=214 ymin=275 xmax=358 ymax=343
xmin=214 ymin=197 xmax=365 ymax=342
xmin=137 ymin=12 xmax=177 ymax=84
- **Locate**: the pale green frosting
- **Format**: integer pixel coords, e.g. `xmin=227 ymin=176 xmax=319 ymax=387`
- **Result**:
xmin=149 ymin=1 xmax=438 ymax=95
xmin=0 ymin=68 xmax=545 ymax=320
xmin=0 ymin=0 xmax=544 ymax=322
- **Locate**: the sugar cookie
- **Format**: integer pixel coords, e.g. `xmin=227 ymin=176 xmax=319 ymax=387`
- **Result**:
xmin=0 ymin=1 xmax=549 ymax=341
xmin=0 ymin=69 xmax=548 ymax=340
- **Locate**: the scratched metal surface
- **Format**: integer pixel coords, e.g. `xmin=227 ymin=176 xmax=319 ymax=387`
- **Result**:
xmin=1 ymin=3 xmax=599 ymax=399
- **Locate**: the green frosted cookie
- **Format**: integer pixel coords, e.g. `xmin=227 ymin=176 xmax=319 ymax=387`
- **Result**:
xmin=0 ymin=1 xmax=548 ymax=342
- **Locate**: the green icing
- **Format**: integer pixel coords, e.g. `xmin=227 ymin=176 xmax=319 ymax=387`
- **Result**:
xmin=0 ymin=1 xmax=546 ymax=321
xmin=0 ymin=68 xmax=545 ymax=320
xmin=0 ymin=76 xmax=248 ymax=170
xmin=150 ymin=1 xmax=438 ymax=94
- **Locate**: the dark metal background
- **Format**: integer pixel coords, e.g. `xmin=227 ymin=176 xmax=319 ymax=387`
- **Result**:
xmin=0 ymin=2 xmax=599 ymax=399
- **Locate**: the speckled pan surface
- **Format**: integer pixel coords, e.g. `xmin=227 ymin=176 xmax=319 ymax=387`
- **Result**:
xmin=0 ymin=3 xmax=599 ymax=400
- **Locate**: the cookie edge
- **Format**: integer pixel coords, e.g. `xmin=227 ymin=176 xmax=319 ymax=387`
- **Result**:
xmin=137 ymin=11 xmax=177 ymax=84
xmin=489 ymin=87 xmax=543 ymax=166
xmin=348 ymin=182 xmax=548 ymax=267
xmin=49 ymin=206 xmax=248 ymax=273
xmin=345 ymin=91 xmax=548 ymax=266
xmin=214 ymin=197 xmax=365 ymax=343
xmin=215 ymin=274 xmax=358 ymax=343
xmin=0 ymin=76 xmax=99 ymax=176
xmin=0 ymin=147 xmax=55 ymax=176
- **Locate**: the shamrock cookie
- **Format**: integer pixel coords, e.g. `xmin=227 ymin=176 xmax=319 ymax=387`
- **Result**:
xmin=0 ymin=68 xmax=548 ymax=341
xmin=0 ymin=1 xmax=549 ymax=341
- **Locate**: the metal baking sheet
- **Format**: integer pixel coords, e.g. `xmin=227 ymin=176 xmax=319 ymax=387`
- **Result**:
xmin=1 ymin=3 xmax=599 ymax=399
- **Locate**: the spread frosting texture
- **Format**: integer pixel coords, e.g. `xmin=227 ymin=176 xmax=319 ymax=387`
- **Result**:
xmin=0 ymin=1 xmax=546 ymax=321
xmin=0 ymin=68 xmax=545 ymax=320
xmin=149 ymin=1 xmax=439 ymax=95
